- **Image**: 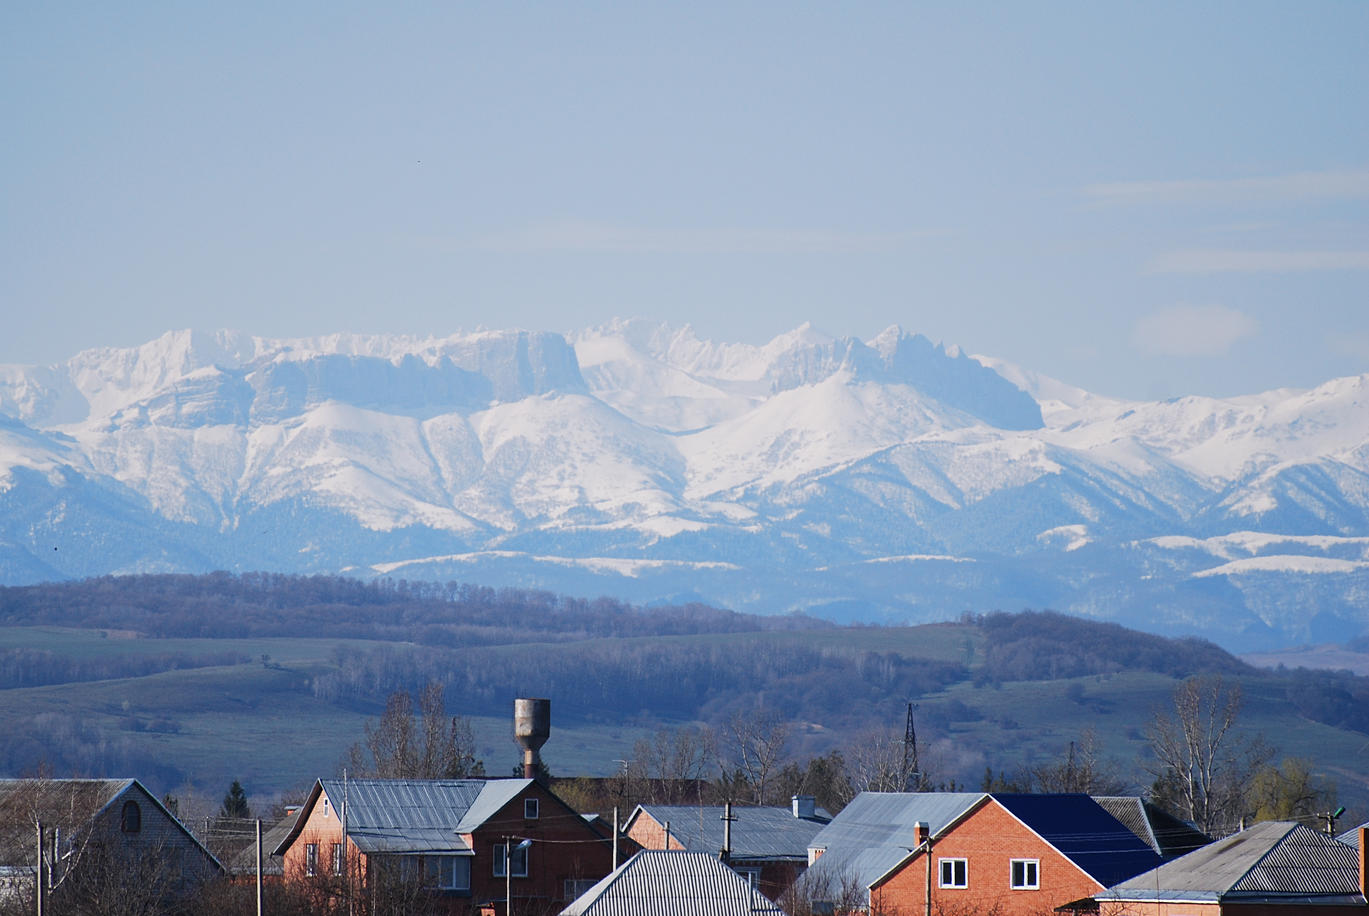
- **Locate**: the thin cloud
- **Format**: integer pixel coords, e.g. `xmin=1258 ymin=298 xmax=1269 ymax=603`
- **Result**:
xmin=1084 ymin=168 xmax=1369 ymax=207
xmin=452 ymin=220 xmax=933 ymax=255
xmin=1132 ymin=305 xmax=1258 ymax=358
xmin=1150 ymin=249 xmax=1369 ymax=273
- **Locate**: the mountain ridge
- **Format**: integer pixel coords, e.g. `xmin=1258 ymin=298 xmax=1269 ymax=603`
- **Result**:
xmin=2 ymin=321 xmax=1367 ymax=651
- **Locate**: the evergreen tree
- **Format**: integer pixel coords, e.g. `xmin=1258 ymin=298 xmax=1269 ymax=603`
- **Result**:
xmin=220 ymin=779 xmax=251 ymax=820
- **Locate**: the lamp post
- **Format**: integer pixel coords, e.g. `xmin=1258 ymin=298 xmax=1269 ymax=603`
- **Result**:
xmin=505 ymin=837 xmax=531 ymax=916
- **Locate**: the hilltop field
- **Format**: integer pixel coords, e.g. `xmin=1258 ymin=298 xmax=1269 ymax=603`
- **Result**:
xmin=1 ymin=574 xmax=1366 ymax=821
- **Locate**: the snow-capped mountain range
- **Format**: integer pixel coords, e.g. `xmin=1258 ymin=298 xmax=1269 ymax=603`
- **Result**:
xmin=3 ymin=320 xmax=1367 ymax=651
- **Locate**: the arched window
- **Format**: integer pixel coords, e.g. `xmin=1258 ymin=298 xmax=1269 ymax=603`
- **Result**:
xmin=121 ymin=800 xmax=141 ymax=833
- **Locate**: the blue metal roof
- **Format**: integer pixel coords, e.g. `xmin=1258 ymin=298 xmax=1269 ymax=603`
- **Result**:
xmin=994 ymin=793 xmax=1162 ymax=887
xmin=559 ymin=850 xmax=784 ymax=916
xmin=632 ymin=804 xmax=830 ymax=862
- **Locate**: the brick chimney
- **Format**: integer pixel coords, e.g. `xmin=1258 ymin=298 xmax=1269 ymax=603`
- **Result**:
xmin=1359 ymin=827 xmax=1368 ymax=901
xmin=914 ymin=821 xmax=930 ymax=848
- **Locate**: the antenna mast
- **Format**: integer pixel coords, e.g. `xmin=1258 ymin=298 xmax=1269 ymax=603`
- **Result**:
xmin=903 ymin=702 xmax=921 ymax=791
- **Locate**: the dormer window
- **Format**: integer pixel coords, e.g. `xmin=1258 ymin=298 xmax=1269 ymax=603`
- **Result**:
xmin=121 ymin=800 xmax=141 ymax=833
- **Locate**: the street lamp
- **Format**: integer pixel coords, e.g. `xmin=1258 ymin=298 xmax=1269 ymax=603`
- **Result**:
xmin=505 ymin=837 xmax=531 ymax=916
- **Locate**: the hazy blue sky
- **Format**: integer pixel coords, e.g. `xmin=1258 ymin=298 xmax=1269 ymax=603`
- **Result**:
xmin=3 ymin=2 xmax=1366 ymax=399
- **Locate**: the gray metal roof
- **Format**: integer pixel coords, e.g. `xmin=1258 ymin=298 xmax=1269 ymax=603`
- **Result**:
xmin=311 ymin=778 xmax=532 ymax=855
xmin=1100 ymin=821 xmax=1367 ymax=904
xmin=631 ymin=804 xmax=831 ymax=862
xmin=559 ymin=850 xmax=784 ymax=916
xmin=803 ymin=792 xmax=983 ymax=891
xmin=1337 ymin=820 xmax=1367 ymax=848
xmin=1092 ymin=796 xmax=1210 ymax=860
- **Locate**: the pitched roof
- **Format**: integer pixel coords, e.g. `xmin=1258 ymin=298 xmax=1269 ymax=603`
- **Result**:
xmin=804 ymin=792 xmax=983 ymax=891
xmin=1100 ymin=821 xmax=1367 ymax=905
xmin=275 ymin=778 xmax=534 ymax=856
xmin=1093 ymin=796 xmax=1211 ymax=859
xmin=559 ymin=850 xmax=784 ymax=916
xmin=227 ymin=810 xmax=300 ymax=877
xmin=994 ymin=793 xmax=1163 ymax=887
xmin=0 ymin=778 xmax=222 ymax=873
xmin=631 ymin=804 xmax=831 ymax=862
xmin=1337 ymin=820 xmax=1368 ymax=848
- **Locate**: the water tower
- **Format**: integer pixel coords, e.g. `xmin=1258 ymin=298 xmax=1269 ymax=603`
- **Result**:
xmin=513 ymin=697 xmax=550 ymax=780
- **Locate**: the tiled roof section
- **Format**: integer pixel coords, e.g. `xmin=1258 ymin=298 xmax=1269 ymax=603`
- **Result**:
xmin=994 ymin=793 xmax=1162 ymax=887
xmin=559 ymin=850 xmax=784 ymax=916
xmin=0 ymin=779 xmax=132 ymax=865
xmin=637 ymin=804 xmax=831 ymax=861
xmin=1092 ymin=796 xmax=1211 ymax=859
xmin=1101 ymin=821 xmax=1366 ymax=904
xmin=804 ymin=792 xmax=983 ymax=891
xmin=318 ymin=778 xmax=530 ymax=854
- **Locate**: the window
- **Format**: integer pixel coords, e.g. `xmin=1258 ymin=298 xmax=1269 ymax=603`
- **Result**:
xmin=120 ymin=800 xmax=141 ymax=833
xmin=564 ymin=878 xmax=596 ymax=901
xmin=305 ymin=843 xmax=318 ymax=877
xmin=524 ymin=798 xmax=539 ymax=819
xmin=938 ymin=858 xmax=967 ymax=888
xmin=733 ymin=866 xmax=762 ymax=889
xmin=493 ymin=843 xmax=529 ymax=878
xmin=323 ymin=798 xmax=330 ymax=818
xmin=1010 ymin=859 xmax=1039 ymax=890
xmin=423 ymin=855 xmax=470 ymax=891
xmin=331 ymin=843 xmax=345 ymax=875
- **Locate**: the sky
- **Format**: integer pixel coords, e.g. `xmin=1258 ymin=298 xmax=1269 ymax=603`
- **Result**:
xmin=2 ymin=2 xmax=1366 ymax=400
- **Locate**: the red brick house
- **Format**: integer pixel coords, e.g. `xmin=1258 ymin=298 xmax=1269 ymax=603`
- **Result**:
xmin=802 ymin=792 xmax=1162 ymax=916
xmin=274 ymin=778 xmax=614 ymax=915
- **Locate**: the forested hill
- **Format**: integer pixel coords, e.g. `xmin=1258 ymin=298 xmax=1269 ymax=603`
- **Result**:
xmin=1 ymin=574 xmax=1366 ymax=810
xmin=0 ymin=573 xmax=829 ymax=642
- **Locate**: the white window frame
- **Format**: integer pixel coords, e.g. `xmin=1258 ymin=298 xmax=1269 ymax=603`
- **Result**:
xmin=938 ymin=857 xmax=968 ymax=888
xmin=331 ymin=842 xmax=345 ymax=875
xmin=493 ymin=843 xmax=529 ymax=878
xmin=305 ymin=843 xmax=318 ymax=877
xmin=1010 ymin=858 xmax=1039 ymax=890
xmin=524 ymin=798 xmax=539 ymax=819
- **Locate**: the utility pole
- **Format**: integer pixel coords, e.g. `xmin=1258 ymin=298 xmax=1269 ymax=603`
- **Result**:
xmin=611 ymin=807 xmax=619 ymax=870
xmin=34 ymin=821 xmax=43 ymax=916
xmin=255 ymin=818 xmax=263 ymax=916
xmin=720 ymin=802 xmax=736 ymax=864
xmin=1320 ymin=806 xmax=1347 ymax=836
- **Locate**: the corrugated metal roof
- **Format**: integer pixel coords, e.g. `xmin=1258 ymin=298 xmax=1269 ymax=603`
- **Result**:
xmin=803 ymin=792 xmax=983 ymax=891
xmin=317 ymin=778 xmax=529 ymax=855
xmin=634 ymin=804 xmax=830 ymax=862
xmin=1100 ymin=821 xmax=1366 ymax=904
xmin=1092 ymin=796 xmax=1210 ymax=860
xmin=1337 ymin=820 xmax=1367 ymax=848
xmin=995 ymin=793 xmax=1162 ymax=887
xmin=559 ymin=850 xmax=784 ymax=916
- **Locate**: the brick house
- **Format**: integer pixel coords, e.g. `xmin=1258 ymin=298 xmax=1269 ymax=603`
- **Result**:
xmin=623 ymin=795 xmax=831 ymax=901
xmin=0 ymin=778 xmax=222 ymax=911
xmin=274 ymin=778 xmax=614 ymax=915
xmin=1094 ymin=822 xmax=1369 ymax=915
xmin=803 ymin=792 xmax=1162 ymax=915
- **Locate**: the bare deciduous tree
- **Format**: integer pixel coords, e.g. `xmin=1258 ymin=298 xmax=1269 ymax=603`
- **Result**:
xmin=345 ymin=682 xmax=484 ymax=779
xmin=720 ymin=709 xmax=790 ymax=805
xmin=1146 ymin=676 xmax=1270 ymax=835
xmin=1029 ymin=727 xmax=1127 ymax=795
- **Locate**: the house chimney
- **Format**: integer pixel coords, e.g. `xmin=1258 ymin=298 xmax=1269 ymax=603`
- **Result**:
xmin=513 ymin=698 xmax=550 ymax=781
xmin=914 ymin=821 xmax=930 ymax=848
xmin=793 ymin=795 xmax=816 ymax=819
xmin=1359 ymin=827 xmax=1368 ymax=900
